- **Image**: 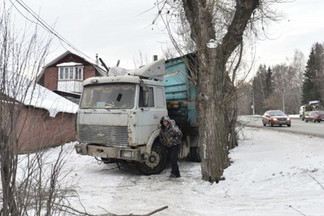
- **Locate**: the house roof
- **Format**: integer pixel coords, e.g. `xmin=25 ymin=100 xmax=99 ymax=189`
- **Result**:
xmin=36 ymin=50 xmax=107 ymax=82
xmin=2 ymin=71 xmax=78 ymax=117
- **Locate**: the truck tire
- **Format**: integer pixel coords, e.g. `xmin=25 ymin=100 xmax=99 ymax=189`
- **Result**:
xmin=136 ymin=144 xmax=167 ymax=175
xmin=189 ymin=147 xmax=201 ymax=162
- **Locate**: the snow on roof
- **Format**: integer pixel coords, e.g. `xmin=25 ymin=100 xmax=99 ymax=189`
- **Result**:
xmin=108 ymin=59 xmax=165 ymax=80
xmin=133 ymin=59 xmax=165 ymax=80
xmin=83 ymin=75 xmax=141 ymax=86
xmin=109 ymin=66 xmax=129 ymax=76
xmin=57 ymin=62 xmax=83 ymax=67
xmin=2 ymin=71 xmax=78 ymax=117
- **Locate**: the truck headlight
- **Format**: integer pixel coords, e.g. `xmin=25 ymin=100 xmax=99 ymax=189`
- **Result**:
xmin=120 ymin=150 xmax=133 ymax=158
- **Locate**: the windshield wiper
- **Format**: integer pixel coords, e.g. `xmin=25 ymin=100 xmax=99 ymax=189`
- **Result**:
xmin=81 ymin=106 xmax=95 ymax=109
xmin=105 ymin=103 xmax=115 ymax=109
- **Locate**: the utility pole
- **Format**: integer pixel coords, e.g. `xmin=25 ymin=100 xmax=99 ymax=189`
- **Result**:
xmin=252 ymin=87 xmax=255 ymax=115
xmin=282 ymin=89 xmax=286 ymax=112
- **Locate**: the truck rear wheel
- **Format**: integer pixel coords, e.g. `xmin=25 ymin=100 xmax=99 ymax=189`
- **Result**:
xmin=136 ymin=144 xmax=167 ymax=175
xmin=189 ymin=147 xmax=201 ymax=162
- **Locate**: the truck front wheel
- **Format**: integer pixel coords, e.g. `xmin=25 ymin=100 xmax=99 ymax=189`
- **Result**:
xmin=136 ymin=144 xmax=167 ymax=175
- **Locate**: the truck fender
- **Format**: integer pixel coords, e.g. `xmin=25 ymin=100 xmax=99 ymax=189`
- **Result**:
xmin=144 ymin=129 xmax=160 ymax=155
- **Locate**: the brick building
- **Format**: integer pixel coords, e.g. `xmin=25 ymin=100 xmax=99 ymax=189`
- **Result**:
xmin=12 ymin=106 xmax=76 ymax=153
xmin=1 ymin=72 xmax=78 ymax=153
xmin=36 ymin=51 xmax=107 ymax=103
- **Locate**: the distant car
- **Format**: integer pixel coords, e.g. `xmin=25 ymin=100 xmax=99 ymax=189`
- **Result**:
xmin=304 ymin=111 xmax=324 ymax=123
xmin=262 ymin=110 xmax=291 ymax=127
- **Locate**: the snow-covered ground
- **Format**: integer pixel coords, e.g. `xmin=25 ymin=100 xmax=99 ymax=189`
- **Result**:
xmin=21 ymin=127 xmax=324 ymax=215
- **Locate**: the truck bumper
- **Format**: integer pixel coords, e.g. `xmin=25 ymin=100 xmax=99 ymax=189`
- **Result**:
xmin=74 ymin=143 xmax=141 ymax=161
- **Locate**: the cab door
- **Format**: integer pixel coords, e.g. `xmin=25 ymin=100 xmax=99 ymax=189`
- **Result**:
xmin=136 ymin=85 xmax=167 ymax=145
xmin=154 ymin=86 xmax=167 ymax=125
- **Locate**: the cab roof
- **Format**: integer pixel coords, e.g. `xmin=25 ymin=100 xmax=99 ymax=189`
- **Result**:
xmin=83 ymin=75 xmax=165 ymax=87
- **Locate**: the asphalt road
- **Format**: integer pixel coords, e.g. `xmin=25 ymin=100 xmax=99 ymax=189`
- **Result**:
xmin=239 ymin=115 xmax=324 ymax=139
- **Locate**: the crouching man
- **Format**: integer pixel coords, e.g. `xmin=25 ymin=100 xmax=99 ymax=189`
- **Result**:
xmin=159 ymin=116 xmax=183 ymax=178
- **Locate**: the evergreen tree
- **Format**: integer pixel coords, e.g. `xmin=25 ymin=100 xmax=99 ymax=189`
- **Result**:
xmin=252 ymin=64 xmax=267 ymax=114
xmin=264 ymin=67 xmax=273 ymax=98
xmin=302 ymin=43 xmax=322 ymax=104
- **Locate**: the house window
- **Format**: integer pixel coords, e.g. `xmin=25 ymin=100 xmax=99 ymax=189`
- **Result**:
xmin=58 ymin=66 xmax=83 ymax=81
xmin=64 ymin=68 xmax=69 ymax=79
xmin=75 ymin=67 xmax=83 ymax=80
xmin=59 ymin=68 xmax=63 ymax=79
xmin=69 ymin=67 xmax=73 ymax=79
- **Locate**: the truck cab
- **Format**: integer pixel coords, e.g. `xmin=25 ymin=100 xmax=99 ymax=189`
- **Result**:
xmin=75 ymin=59 xmax=169 ymax=174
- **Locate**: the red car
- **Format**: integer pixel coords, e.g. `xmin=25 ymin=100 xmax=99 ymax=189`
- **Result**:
xmin=305 ymin=111 xmax=324 ymax=123
xmin=262 ymin=110 xmax=291 ymax=127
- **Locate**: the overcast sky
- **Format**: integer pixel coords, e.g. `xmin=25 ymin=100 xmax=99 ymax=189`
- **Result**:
xmin=6 ymin=0 xmax=324 ymax=75
xmin=254 ymin=0 xmax=324 ymax=67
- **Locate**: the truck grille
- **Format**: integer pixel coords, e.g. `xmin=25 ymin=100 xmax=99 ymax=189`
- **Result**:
xmin=79 ymin=125 xmax=128 ymax=146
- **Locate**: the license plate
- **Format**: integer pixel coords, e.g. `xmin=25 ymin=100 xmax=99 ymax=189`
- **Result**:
xmin=93 ymin=152 xmax=108 ymax=158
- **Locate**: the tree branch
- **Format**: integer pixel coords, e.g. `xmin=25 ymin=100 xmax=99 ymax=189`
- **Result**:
xmin=309 ymin=174 xmax=324 ymax=191
xmin=221 ymin=0 xmax=259 ymax=61
xmin=97 ymin=205 xmax=168 ymax=216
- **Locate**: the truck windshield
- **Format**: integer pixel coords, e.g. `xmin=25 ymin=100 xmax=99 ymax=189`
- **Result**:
xmin=80 ymin=83 xmax=136 ymax=109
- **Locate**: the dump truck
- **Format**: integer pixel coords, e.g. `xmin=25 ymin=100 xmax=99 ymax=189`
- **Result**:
xmin=75 ymin=56 xmax=199 ymax=175
xmin=300 ymin=100 xmax=322 ymax=121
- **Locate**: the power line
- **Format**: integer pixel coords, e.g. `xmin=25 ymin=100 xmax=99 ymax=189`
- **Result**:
xmin=15 ymin=0 xmax=93 ymax=60
xmin=8 ymin=0 xmax=39 ymax=25
xmin=9 ymin=0 xmax=96 ymax=62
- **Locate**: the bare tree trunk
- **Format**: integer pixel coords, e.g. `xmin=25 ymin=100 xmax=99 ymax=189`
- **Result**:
xmin=181 ymin=0 xmax=259 ymax=182
xmin=197 ymin=54 xmax=230 ymax=182
xmin=227 ymin=90 xmax=239 ymax=150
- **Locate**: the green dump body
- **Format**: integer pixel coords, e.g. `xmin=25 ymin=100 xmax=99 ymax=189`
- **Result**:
xmin=164 ymin=55 xmax=198 ymax=135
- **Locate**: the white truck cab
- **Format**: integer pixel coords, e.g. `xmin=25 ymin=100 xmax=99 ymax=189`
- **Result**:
xmin=75 ymin=59 xmax=169 ymax=174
